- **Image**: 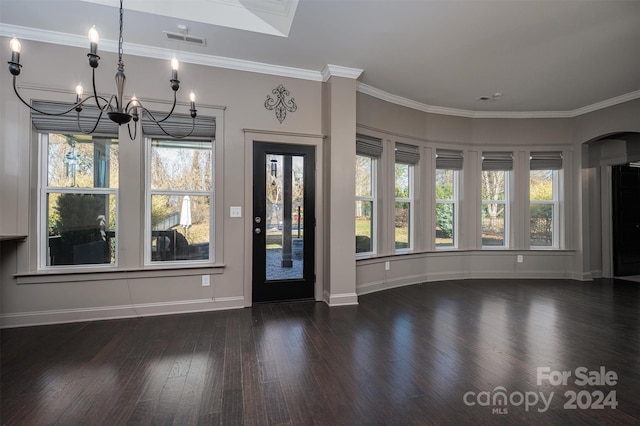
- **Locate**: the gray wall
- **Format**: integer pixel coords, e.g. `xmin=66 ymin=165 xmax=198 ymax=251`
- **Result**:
xmin=354 ymin=93 xmax=640 ymax=293
xmin=2 ymin=37 xmax=640 ymax=327
xmin=1 ymin=38 xmax=325 ymax=326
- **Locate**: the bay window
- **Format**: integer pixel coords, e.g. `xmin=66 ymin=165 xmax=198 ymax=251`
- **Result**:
xmin=435 ymin=149 xmax=462 ymax=248
xmin=395 ymin=143 xmax=419 ymax=251
xmin=481 ymin=152 xmax=512 ymax=247
xmin=529 ymin=151 xmax=562 ymax=248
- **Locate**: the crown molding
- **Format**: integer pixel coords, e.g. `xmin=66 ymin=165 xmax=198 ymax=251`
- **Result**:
xmin=570 ymin=90 xmax=640 ymax=117
xmin=357 ymin=83 xmax=479 ymax=118
xmin=0 ymin=24 xmax=323 ymax=82
xmin=357 ymin=83 xmax=577 ymax=119
xmin=357 ymin=82 xmax=640 ymax=119
xmin=2 ymin=24 xmax=638 ymax=118
xmin=321 ymin=64 xmax=364 ymax=82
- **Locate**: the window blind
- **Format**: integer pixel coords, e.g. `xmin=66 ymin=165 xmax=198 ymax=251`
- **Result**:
xmin=142 ymin=112 xmax=216 ymax=138
xmin=482 ymin=151 xmax=513 ymax=171
xmin=356 ymin=134 xmax=383 ymax=158
xmin=31 ymin=101 xmax=215 ymax=139
xmin=530 ymin=151 xmax=563 ymax=170
xmin=436 ymin=149 xmax=463 ymax=170
xmin=395 ymin=143 xmax=420 ymax=165
xmin=31 ymin=101 xmax=118 ymax=136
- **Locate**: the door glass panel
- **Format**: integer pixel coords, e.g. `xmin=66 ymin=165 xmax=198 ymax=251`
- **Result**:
xmin=265 ymin=154 xmax=304 ymax=280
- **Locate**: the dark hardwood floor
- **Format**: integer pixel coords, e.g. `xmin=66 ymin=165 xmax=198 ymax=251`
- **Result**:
xmin=2 ymin=278 xmax=639 ymax=425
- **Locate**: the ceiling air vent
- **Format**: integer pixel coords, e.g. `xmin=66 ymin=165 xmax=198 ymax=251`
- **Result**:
xmin=164 ymin=31 xmax=206 ymax=46
xmin=476 ymin=92 xmax=503 ymax=102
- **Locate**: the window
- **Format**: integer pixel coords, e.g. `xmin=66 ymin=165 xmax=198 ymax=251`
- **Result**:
xmin=529 ymin=151 xmax=562 ymax=247
xmin=148 ymin=139 xmax=213 ymax=262
xmin=481 ymin=152 xmax=512 ymax=247
xmin=435 ymin=149 xmax=463 ymax=248
xmin=395 ymin=143 xmax=419 ymax=251
xmin=395 ymin=163 xmax=413 ymax=250
xmin=42 ymin=133 xmax=118 ymax=266
xmin=355 ymin=134 xmax=382 ymax=255
xmin=356 ymin=155 xmax=375 ymax=254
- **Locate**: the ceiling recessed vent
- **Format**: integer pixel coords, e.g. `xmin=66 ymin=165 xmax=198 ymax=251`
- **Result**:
xmin=164 ymin=31 xmax=206 ymax=46
xmin=477 ymin=92 xmax=503 ymax=102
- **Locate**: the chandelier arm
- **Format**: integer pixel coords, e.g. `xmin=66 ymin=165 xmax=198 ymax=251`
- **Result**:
xmin=12 ymin=77 xmax=82 ymax=116
xmin=75 ymin=108 xmax=105 ymax=135
xmin=138 ymin=91 xmax=178 ymax=124
xmin=8 ymin=0 xmax=196 ymax=136
xmin=91 ymin=67 xmax=114 ymax=113
xmin=127 ymin=121 xmax=137 ymax=140
xmin=143 ymin=111 xmax=196 ymax=139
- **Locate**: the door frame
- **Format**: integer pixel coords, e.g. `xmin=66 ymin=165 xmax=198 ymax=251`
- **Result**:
xmin=599 ymin=156 xmax=640 ymax=278
xmin=243 ymin=130 xmax=324 ymax=306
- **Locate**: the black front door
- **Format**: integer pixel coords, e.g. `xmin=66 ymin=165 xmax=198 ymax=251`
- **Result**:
xmin=252 ymin=142 xmax=315 ymax=303
xmin=612 ymin=164 xmax=640 ymax=276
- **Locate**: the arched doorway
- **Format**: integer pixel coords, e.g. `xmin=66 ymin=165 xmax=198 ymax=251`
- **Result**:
xmin=583 ymin=132 xmax=640 ymax=278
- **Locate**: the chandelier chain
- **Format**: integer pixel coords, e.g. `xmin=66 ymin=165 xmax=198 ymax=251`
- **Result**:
xmin=118 ymin=0 xmax=124 ymax=66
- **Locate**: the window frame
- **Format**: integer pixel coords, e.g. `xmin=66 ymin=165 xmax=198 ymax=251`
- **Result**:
xmin=39 ymin=132 xmax=119 ymax=269
xmin=144 ymin=137 xmax=216 ymax=265
xmin=529 ymin=169 xmax=560 ymax=249
xmin=394 ymin=162 xmax=414 ymax=252
xmin=481 ymin=169 xmax=511 ymax=248
xmin=435 ymin=168 xmax=460 ymax=249
xmin=355 ymin=154 xmax=377 ymax=256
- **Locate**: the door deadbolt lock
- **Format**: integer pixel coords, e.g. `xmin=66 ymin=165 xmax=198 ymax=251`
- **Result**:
xmin=255 ymin=217 xmax=262 ymax=224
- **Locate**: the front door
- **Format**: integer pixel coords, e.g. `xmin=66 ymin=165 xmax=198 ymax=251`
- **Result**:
xmin=252 ymin=142 xmax=315 ymax=303
xmin=612 ymin=164 xmax=640 ymax=276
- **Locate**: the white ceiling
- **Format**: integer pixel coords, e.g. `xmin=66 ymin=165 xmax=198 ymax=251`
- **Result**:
xmin=2 ymin=0 xmax=640 ymax=117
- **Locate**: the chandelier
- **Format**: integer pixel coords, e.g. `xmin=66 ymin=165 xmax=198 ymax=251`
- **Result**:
xmin=7 ymin=0 xmax=197 ymax=139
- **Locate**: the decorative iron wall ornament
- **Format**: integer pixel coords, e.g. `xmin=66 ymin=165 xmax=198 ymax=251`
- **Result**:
xmin=265 ymin=84 xmax=297 ymax=123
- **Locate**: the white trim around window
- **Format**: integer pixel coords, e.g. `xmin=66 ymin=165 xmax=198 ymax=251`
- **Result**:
xmin=529 ymin=169 xmax=560 ymax=248
xmin=481 ymin=169 xmax=511 ymax=248
xmin=356 ymin=154 xmax=377 ymax=256
xmin=39 ymin=133 xmax=120 ymax=270
xmin=145 ymin=138 xmax=216 ymax=265
xmin=395 ymin=162 xmax=414 ymax=252
xmin=435 ymin=168 xmax=459 ymax=249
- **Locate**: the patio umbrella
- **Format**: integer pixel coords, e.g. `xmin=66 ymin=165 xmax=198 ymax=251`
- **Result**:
xmin=180 ymin=195 xmax=192 ymax=230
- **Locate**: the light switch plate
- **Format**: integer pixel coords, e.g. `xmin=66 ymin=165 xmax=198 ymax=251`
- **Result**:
xmin=230 ymin=206 xmax=242 ymax=218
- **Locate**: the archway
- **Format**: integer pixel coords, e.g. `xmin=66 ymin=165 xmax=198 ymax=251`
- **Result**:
xmin=582 ymin=132 xmax=640 ymax=278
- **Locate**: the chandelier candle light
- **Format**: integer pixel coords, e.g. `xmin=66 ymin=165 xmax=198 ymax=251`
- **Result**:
xmin=7 ymin=0 xmax=197 ymax=139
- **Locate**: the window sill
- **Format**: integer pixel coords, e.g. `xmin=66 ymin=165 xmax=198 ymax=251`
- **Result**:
xmin=394 ymin=249 xmax=414 ymax=255
xmin=356 ymin=253 xmax=376 ymax=260
xmin=356 ymin=248 xmax=575 ymax=264
xmin=0 ymin=235 xmax=27 ymax=242
xmin=15 ymin=264 xmax=226 ymax=285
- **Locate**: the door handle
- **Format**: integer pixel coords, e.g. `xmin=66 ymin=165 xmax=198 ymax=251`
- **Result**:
xmin=254 ymin=228 xmax=262 ymax=234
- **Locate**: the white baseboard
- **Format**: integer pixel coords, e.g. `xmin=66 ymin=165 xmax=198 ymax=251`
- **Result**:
xmin=0 ymin=297 xmax=245 ymax=328
xmin=357 ymin=270 xmax=577 ymax=295
xmin=589 ymin=270 xmax=603 ymax=279
xmin=323 ymin=291 xmax=358 ymax=306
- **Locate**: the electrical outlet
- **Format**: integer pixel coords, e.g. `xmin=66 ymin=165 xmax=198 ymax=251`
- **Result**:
xmin=517 ymin=255 xmax=523 ymax=263
xmin=385 ymin=261 xmax=390 ymax=271
xmin=230 ymin=206 xmax=242 ymax=218
xmin=202 ymin=275 xmax=210 ymax=286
